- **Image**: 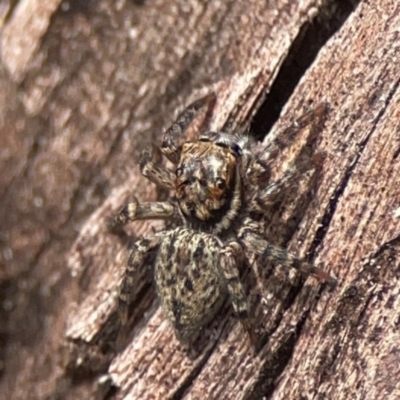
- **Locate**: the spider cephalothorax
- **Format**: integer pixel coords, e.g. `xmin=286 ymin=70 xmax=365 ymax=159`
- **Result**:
xmin=113 ymin=93 xmax=337 ymax=345
xmin=175 ymin=138 xmax=242 ymax=232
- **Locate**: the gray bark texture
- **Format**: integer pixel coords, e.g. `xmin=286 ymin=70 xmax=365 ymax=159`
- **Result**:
xmin=1 ymin=0 xmax=399 ymax=399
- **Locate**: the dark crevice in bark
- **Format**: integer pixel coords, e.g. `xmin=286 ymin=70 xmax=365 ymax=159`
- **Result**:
xmin=250 ymin=0 xmax=361 ymax=140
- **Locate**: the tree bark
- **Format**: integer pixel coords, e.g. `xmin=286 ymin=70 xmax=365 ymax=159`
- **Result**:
xmin=1 ymin=0 xmax=399 ymax=399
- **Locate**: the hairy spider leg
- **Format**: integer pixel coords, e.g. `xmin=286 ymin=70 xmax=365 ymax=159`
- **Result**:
xmin=219 ymin=240 xmax=260 ymax=346
xmin=161 ymin=93 xmax=216 ymax=164
xmin=239 ymin=227 xmax=337 ymax=287
xmin=139 ymin=149 xmax=175 ymax=189
xmin=119 ymin=236 xmax=161 ymax=324
xmin=115 ymin=198 xmax=175 ymax=225
xmin=219 ymin=241 xmax=248 ymax=319
xmin=249 ymin=151 xmax=325 ymax=211
xmin=259 ymin=103 xmax=329 ymax=164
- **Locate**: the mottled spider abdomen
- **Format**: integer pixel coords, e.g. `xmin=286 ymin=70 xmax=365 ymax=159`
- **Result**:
xmin=154 ymin=228 xmax=225 ymax=343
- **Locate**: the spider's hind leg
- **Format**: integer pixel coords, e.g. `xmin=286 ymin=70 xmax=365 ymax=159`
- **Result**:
xmin=240 ymin=230 xmax=337 ymax=287
xmin=119 ymin=235 xmax=161 ymax=325
xmin=161 ymin=93 xmax=216 ymax=163
xmin=219 ymin=241 xmax=258 ymax=345
xmin=219 ymin=241 xmax=248 ymax=318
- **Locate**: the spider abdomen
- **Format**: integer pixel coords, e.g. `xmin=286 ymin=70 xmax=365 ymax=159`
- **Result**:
xmin=154 ymin=227 xmax=225 ymax=342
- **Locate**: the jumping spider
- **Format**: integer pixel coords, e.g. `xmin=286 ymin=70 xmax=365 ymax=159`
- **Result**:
xmin=113 ymin=93 xmax=337 ymax=345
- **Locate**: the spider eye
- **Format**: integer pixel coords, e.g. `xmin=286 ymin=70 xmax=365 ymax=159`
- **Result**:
xmin=231 ymin=144 xmax=242 ymax=156
xmin=176 ymin=167 xmax=184 ymax=177
xmin=215 ymin=141 xmax=241 ymax=156
xmin=215 ymin=178 xmax=226 ymax=189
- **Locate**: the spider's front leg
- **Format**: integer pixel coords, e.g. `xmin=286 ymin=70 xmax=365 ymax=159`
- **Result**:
xmin=249 ymin=103 xmax=329 ymax=210
xmin=249 ymin=151 xmax=325 ymax=211
xmin=119 ymin=235 xmax=161 ymax=324
xmin=110 ymin=149 xmax=178 ymax=231
xmin=161 ymin=92 xmax=216 ymax=163
xmin=260 ymin=103 xmax=329 ymax=163
xmin=139 ymin=149 xmax=175 ymax=190
xmin=113 ymin=197 xmax=175 ymax=226
xmin=240 ymin=229 xmax=337 ymax=287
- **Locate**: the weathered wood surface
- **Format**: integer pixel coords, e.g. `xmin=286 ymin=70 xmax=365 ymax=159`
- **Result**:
xmin=0 ymin=0 xmax=399 ymax=399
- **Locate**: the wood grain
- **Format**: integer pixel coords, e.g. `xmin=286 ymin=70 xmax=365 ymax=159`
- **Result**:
xmin=0 ymin=0 xmax=398 ymax=399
